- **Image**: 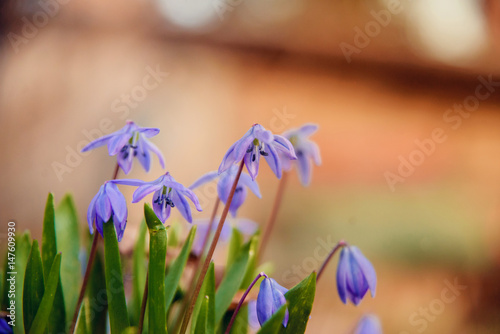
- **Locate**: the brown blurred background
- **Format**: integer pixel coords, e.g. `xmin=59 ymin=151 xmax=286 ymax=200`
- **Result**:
xmin=1 ymin=0 xmax=500 ymax=333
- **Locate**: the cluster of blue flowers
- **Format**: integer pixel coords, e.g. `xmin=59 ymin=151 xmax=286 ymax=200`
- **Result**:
xmin=82 ymin=120 xmax=380 ymax=333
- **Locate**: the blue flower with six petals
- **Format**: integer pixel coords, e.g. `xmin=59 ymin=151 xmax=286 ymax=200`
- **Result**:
xmin=81 ymin=120 xmax=165 ymax=174
xmin=115 ymin=172 xmax=202 ymax=223
xmin=218 ymin=124 xmax=297 ymax=180
xmin=336 ymin=245 xmax=377 ymax=305
xmin=256 ymin=276 xmax=289 ymax=327
xmin=87 ymin=181 xmax=128 ymax=241
xmin=190 ymin=165 xmax=261 ymax=217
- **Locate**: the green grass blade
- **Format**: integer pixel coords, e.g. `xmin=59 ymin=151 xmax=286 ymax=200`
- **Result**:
xmin=214 ymin=239 xmax=253 ymax=323
xmin=194 ymin=296 xmax=209 ymax=334
xmin=145 ymin=203 xmax=168 ymax=334
xmin=165 ymin=225 xmax=197 ymax=312
xmin=42 ymin=193 xmax=66 ymax=333
xmin=13 ymin=231 xmax=31 ymax=334
xmin=28 ymin=253 xmax=62 ymax=334
xmin=103 ymin=220 xmax=130 ymax=333
xmin=55 ymin=194 xmax=81 ymax=324
xmin=191 ymin=262 xmax=215 ymax=334
xmin=279 ymin=272 xmax=316 ymax=334
xmin=75 ymin=303 xmax=88 ymax=334
xmin=257 ymin=304 xmax=287 ymax=334
xmin=226 ymin=228 xmax=243 ymax=269
xmin=23 ymin=240 xmax=44 ymax=333
xmin=130 ymin=221 xmax=147 ymax=326
xmin=85 ymin=248 xmax=107 ymax=334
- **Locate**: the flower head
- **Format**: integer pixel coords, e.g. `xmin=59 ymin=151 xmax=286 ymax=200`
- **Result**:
xmin=256 ymin=276 xmax=289 ymax=327
xmin=81 ymin=120 xmax=165 ymax=174
xmin=191 ymin=217 xmax=258 ymax=256
xmin=115 ymin=172 xmax=202 ymax=223
xmin=190 ymin=165 xmax=261 ymax=217
xmin=87 ymin=181 xmax=128 ymax=242
xmin=218 ymin=124 xmax=297 ymax=180
xmin=354 ymin=314 xmax=383 ymax=334
xmin=281 ymin=123 xmax=321 ymax=186
xmin=336 ymin=245 xmax=376 ymax=305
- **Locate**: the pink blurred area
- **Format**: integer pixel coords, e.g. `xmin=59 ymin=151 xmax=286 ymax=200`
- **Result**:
xmin=1 ymin=0 xmax=500 ymax=332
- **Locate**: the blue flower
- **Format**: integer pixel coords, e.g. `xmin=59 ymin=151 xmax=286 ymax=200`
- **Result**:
xmin=218 ymin=124 xmax=297 ymax=180
xmin=87 ymin=181 xmax=128 ymax=242
xmin=354 ymin=314 xmax=383 ymax=334
xmin=191 ymin=217 xmax=258 ymax=256
xmin=190 ymin=165 xmax=261 ymax=217
xmin=336 ymin=245 xmax=376 ymax=305
xmin=0 ymin=318 xmax=13 ymax=334
xmin=81 ymin=120 xmax=165 ymax=174
xmin=281 ymin=123 xmax=321 ymax=186
xmin=115 ymin=172 xmax=202 ymax=223
xmin=256 ymin=277 xmax=289 ymax=327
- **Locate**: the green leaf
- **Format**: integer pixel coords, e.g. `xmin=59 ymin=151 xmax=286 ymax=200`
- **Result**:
xmin=279 ymin=272 xmax=316 ymax=334
xmin=194 ymin=296 xmax=209 ymax=334
xmin=240 ymin=234 xmax=259 ymax=289
xmin=85 ymin=247 xmax=107 ymax=333
xmin=191 ymin=262 xmax=215 ymax=334
xmin=13 ymin=232 xmax=31 ymax=334
xmin=55 ymin=194 xmax=82 ymax=324
xmin=130 ymin=221 xmax=147 ymax=326
xmin=145 ymin=203 xmax=168 ymax=334
xmin=29 ymin=253 xmax=62 ymax=334
xmin=75 ymin=303 xmax=88 ymax=334
xmin=226 ymin=228 xmax=243 ymax=269
xmin=103 ymin=220 xmax=130 ymax=333
xmin=257 ymin=304 xmax=287 ymax=334
xmin=165 ymin=226 xmax=197 ymax=312
xmin=23 ymin=240 xmax=44 ymax=333
xmin=42 ymin=193 xmax=66 ymax=333
xmin=215 ymin=238 xmax=253 ymax=323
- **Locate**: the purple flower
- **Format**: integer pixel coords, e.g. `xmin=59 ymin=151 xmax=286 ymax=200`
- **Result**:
xmin=281 ymin=123 xmax=321 ymax=186
xmin=190 ymin=165 xmax=261 ymax=217
xmin=191 ymin=217 xmax=258 ymax=256
xmin=115 ymin=172 xmax=202 ymax=223
xmin=248 ymin=300 xmax=260 ymax=330
xmin=354 ymin=314 xmax=383 ymax=334
xmin=256 ymin=277 xmax=289 ymax=327
xmin=87 ymin=181 xmax=128 ymax=242
xmin=0 ymin=318 xmax=13 ymax=334
xmin=218 ymin=124 xmax=297 ymax=180
xmin=336 ymin=245 xmax=376 ymax=305
xmin=81 ymin=120 xmax=165 ymax=174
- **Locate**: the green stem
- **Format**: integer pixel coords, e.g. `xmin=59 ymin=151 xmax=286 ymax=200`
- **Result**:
xmin=179 ymin=160 xmax=245 ymax=334
xmin=103 ymin=220 xmax=130 ymax=333
xmin=138 ymin=272 xmax=148 ymax=334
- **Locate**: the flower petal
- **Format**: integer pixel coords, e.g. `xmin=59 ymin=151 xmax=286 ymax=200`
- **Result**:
xmin=112 ymin=179 xmax=146 ymax=186
xmin=298 ymin=123 xmax=318 ymax=137
xmin=218 ymin=143 xmax=237 ymax=174
xmin=108 ymin=133 xmax=132 ymax=156
xmin=182 ymin=188 xmax=203 ymax=212
xmin=296 ymin=151 xmax=312 ymax=186
xmin=244 ymin=150 xmax=260 ymax=181
xmin=264 ymin=143 xmax=282 ymax=179
xmin=336 ymin=247 xmax=349 ymax=304
xmin=229 ymin=186 xmax=247 ymax=217
xmin=87 ymin=190 xmax=99 ymax=234
xmin=351 ymin=246 xmax=377 ymax=298
xmin=171 ymin=190 xmax=193 ymax=223
xmin=273 ymin=135 xmax=297 ymax=159
xmin=144 ymin=139 xmax=165 ymax=169
xmin=95 ymin=190 xmax=112 ymax=223
xmin=189 ymin=171 xmax=219 ymax=190
xmin=137 ymin=127 xmax=160 ymax=138
xmin=117 ymin=148 xmax=134 ymax=174
xmin=105 ymin=182 xmax=127 ymax=223
xmin=136 ymin=136 xmax=152 ymax=172
xmin=238 ymin=173 xmax=262 ymax=198
xmin=81 ymin=133 xmax=114 ymax=152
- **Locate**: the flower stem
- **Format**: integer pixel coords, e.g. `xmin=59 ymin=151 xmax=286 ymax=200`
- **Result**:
xmin=258 ymin=171 xmax=288 ymax=261
xmin=316 ymin=240 xmax=347 ymax=282
xmin=68 ymin=164 xmax=121 ymax=334
xmin=138 ymin=272 xmax=149 ymax=334
xmin=200 ymin=198 xmax=221 ymax=258
xmin=68 ymin=231 xmax=99 ymax=333
xmin=224 ymin=272 xmax=267 ymax=334
xmin=178 ymin=160 xmax=245 ymax=334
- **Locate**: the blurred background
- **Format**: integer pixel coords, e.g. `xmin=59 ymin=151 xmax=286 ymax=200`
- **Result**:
xmin=1 ymin=0 xmax=500 ymax=332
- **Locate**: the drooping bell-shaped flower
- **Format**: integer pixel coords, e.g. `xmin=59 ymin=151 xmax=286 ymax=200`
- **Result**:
xmin=191 ymin=217 xmax=258 ymax=256
xmin=354 ymin=314 xmax=383 ymax=334
xmin=336 ymin=245 xmax=377 ymax=305
xmin=281 ymin=123 xmax=321 ymax=186
xmin=87 ymin=181 xmax=128 ymax=241
xmin=190 ymin=165 xmax=261 ymax=217
xmin=256 ymin=277 xmax=289 ymax=327
xmin=218 ymin=124 xmax=297 ymax=180
xmin=115 ymin=172 xmax=202 ymax=223
xmin=81 ymin=120 xmax=165 ymax=174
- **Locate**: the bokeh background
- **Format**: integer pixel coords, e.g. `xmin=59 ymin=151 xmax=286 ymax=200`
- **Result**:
xmin=1 ymin=0 xmax=500 ymax=333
